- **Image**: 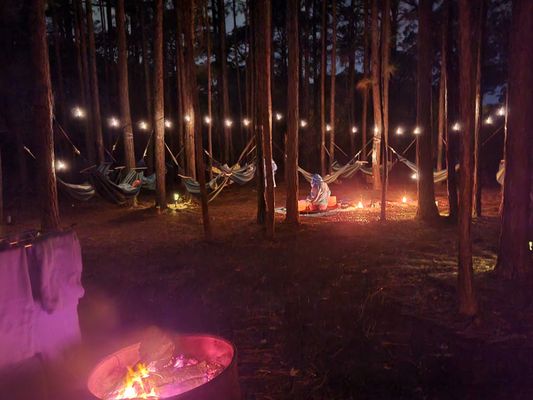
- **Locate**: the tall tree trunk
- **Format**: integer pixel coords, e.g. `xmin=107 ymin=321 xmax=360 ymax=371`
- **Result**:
xmin=473 ymin=0 xmax=487 ymax=218
xmin=437 ymin=1 xmax=447 ymax=172
xmin=496 ymin=0 xmax=532 ymax=279
xmin=180 ymin=5 xmax=197 ymax=178
xmin=175 ymin=2 xmax=186 ymax=166
xmin=254 ymin=0 xmax=274 ymax=237
xmin=370 ymin=0 xmax=382 ymax=190
xmin=232 ymin=0 xmax=244 ymax=146
xmin=319 ymin=0 xmax=327 ymax=176
xmin=140 ymin=7 xmax=153 ymax=122
xmin=205 ymin=1 xmax=214 ymax=179
xmin=154 ymin=0 xmax=166 ymax=209
xmin=361 ymin=0 xmax=369 ymax=161
xmin=51 ymin=6 xmax=66 ymax=125
xmin=416 ymin=0 xmax=439 ymax=221
xmin=30 ymin=0 xmax=61 ymax=231
xmin=217 ymin=0 xmax=232 ymax=163
xmin=87 ymin=0 xmax=105 ymax=164
xmin=348 ymin=0 xmax=356 ymax=157
xmin=75 ymin=0 xmax=94 ymax=163
xmin=286 ymin=0 xmax=299 ymax=225
xmin=380 ymin=0 xmax=390 ymax=221
xmin=116 ymin=0 xmax=136 ymax=170
xmin=328 ymin=0 xmax=337 ymax=172
xmin=457 ymin=0 xmax=479 ymax=316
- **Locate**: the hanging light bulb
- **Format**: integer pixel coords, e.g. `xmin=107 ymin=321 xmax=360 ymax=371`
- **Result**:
xmin=300 ymin=119 xmax=308 ymax=128
xmin=275 ymin=112 xmax=283 ymax=121
xmin=204 ymin=115 xmax=212 ymax=125
xmin=72 ymin=106 xmax=85 ymax=118
xmin=411 ymin=173 xmax=418 ymax=180
xmin=373 ymin=126 xmax=380 ymax=135
xmin=138 ymin=120 xmax=149 ymax=130
xmin=184 ymin=114 xmax=192 ymax=123
xmin=497 ymin=106 xmax=506 ymax=116
xmin=484 ymin=116 xmax=493 ymax=125
xmin=413 ymin=126 xmax=421 ymax=135
xmin=55 ymin=160 xmax=67 ymax=171
xmin=224 ymin=118 xmax=233 ymax=127
xmin=242 ymin=118 xmax=251 ymax=127
xmin=452 ymin=122 xmax=461 ymax=131
xmin=351 ymin=126 xmax=357 ymax=134
xmin=164 ymin=119 xmax=173 ymax=128
xmin=109 ymin=117 xmax=120 ymax=127
xmin=326 ymin=124 xmax=332 ymax=132
xmin=396 ymin=127 xmax=404 ymax=135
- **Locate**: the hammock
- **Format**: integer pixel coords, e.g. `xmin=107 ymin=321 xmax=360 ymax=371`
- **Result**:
xmin=387 ymin=146 xmax=452 ymax=184
xmin=298 ymin=161 xmax=366 ymax=185
xmin=57 ymin=178 xmax=95 ymax=201
xmin=141 ymin=173 xmax=157 ymax=191
xmin=496 ymin=160 xmax=505 ymax=185
xmin=212 ymin=162 xmax=257 ymax=185
xmin=89 ymin=164 xmax=143 ymax=205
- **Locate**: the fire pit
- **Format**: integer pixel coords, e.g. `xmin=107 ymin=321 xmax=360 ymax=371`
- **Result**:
xmin=87 ymin=333 xmax=240 ymax=400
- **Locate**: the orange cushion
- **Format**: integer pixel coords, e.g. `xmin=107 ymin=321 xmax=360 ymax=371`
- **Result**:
xmin=328 ymin=196 xmax=337 ymax=207
xmin=298 ymin=200 xmax=308 ymax=212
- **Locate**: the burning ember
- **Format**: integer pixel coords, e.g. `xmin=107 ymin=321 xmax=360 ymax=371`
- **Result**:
xmin=88 ymin=332 xmax=238 ymax=400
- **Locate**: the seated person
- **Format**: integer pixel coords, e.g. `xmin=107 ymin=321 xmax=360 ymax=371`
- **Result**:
xmin=306 ymin=174 xmax=331 ymax=211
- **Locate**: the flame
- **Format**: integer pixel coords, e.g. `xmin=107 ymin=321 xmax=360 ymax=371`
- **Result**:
xmin=356 ymin=201 xmax=364 ymax=209
xmin=402 ymin=196 xmax=407 ymax=204
xmin=114 ymin=363 xmax=159 ymax=399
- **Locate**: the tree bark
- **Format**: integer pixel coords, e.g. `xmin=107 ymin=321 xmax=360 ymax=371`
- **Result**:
xmin=473 ymin=0 xmax=487 ymax=218
xmin=380 ymin=0 xmax=390 ymax=221
xmin=154 ymin=0 xmax=166 ymax=209
xmin=217 ymin=0 xmax=232 ymax=163
xmin=370 ymin=0 xmax=382 ymax=190
xmin=328 ymin=0 xmax=337 ymax=173
xmin=436 ymin=1 xmax=447 ymax=172
xmin=457 ymin=0 xmax=479 ymax=316
xmin=254 ymin=0 xmax=274 ymax=237
xmin=51 ymin=6 xmax=66 ymax=125
xmin=205 ymin=1 xmax=214 ymax=180
xmin=232 ymin=0 xmax=244 ymax=146
xmin=319 ymin=0 xmax=327 ymax=176
xmin=30 ymin=0 xmax=61 ymax=231
xmin=175 ymin=1 xmax=186 ymax=167
xmin=117 ymin=0 xmax=136 ymax=170
xmin=285 ymin=0 xmax=299 ymax=225
xmin=348 ymin=0 xmax=356 ymax=157
xmin=87 ymin=0 xmax=105 ymax=164
xmin=361 ymin=0 xmax=369 ymax=161
xmin=496 ymin=0 xmax=532 ymax=279
xmin=416 ymin=0 xmax=439 ymax=221
xmin=140 ymin=6 xmax=153 ymax=122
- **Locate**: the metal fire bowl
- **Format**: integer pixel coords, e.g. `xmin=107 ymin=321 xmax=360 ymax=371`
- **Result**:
xmin=87 ymin=334 xmax=241 ymax=400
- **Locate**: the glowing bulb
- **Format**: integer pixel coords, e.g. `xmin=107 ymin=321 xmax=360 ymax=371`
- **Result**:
xmin=109 ymin=117 xmax=120 ymax=127
xmin=72 ymin=107 xmax=85 ymax=118
xmin=275 ymin=112 xmax=283 ymax=121
xmin=204 ymin=115 xmax=212 ymax=125
xmin=411 ymin=173 xmax=418 ymax=180
xmin=452 ymin=122 xmax=461 ymax=131
xmin=497 ymin=107 xmax=505 ymax=116
xmin=326 ymin=124 xmax=332 ymax=132
xmin=242 ymin=118 xmax=251 ymax=127
xmin=55 ymin=160 xmax=67 ymax=171
xmin=413 ymin=126 xmax=421 ymax=135
xmin=138 ymin=120 xmax=149 ymax=130
xmin=164 ymin=119 xmax=173 ymax=128
xmin=402 ymin=196 xmax=407 ymax=204
xmin=396 ymin=127 xmax=404 ymax=135
xmin=357 ymin=201 xmax=364 ymax=209
xmin=224 ymin=118 xmax=233 ymax=127
xmin=484 ymin=116 xmax=493 ymax=125
xmin=373 ymin=126 xmax=380 ymax=134
xmin=300 ymin=120 xmax=308 ymax=128
xmin=173 ymin=193 xmax=180 ymax=202
xmin=184 ymin=114 xmax=191 ymax=123
xmin=351 ymin=126 xmax=357 ymax=134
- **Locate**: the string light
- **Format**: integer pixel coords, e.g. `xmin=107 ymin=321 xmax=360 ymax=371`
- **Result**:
xmin=413 ymin=126 xmax=421 ymax=135
xmin=242 ymin=118 xmax=251 ymax=127
xmin=411 ymin=173 xmax=418 ymax=180
xmin=109 ymin=117 xmax=120 ymax=127
xmin=72 ymin=106 xmax=85 ymax=118
xmin=484 ymin=116 xmax=493 ymax=125
xmin=351 ymin=126 xmax=357 ymax=134
xmin=300 ymin=120 xmax=308 ymax=128
xmin=55 ymin=160 xmax=67 ymax=171
xmin=373 ymin=126 xmax=380 ymax=134
xmin=184 ymin=114 xmax=192 ymax=123
xmin=326 ymin=124 xmax=332 ymax=132
xmin=275 ymin=112 xmax=283 ymax=121
xmin=452 ymin=122 xmax=461 ymax=131
xmin=204 ymin=115 xmax=212 ymax=125
xmin=138 ymin=120 xmax=149 ymax=130
xmin=164 ymin=119 xmax=173 ymax=128
xmin=497 ymin=107 xmax=505 ymax=116
xmin=224 ymin=118 xmax=233 ymax=127
xmin=396 ymin=127 xmax=404 ymax=135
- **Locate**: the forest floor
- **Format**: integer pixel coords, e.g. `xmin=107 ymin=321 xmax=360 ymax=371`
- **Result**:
xmin=2 ymin=178 xmax=533 ymax=399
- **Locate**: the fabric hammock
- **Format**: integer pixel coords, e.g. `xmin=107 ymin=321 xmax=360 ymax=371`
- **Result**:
xmin=212 ymin=163 xmax=257 ymax=185
xmin=89 ymin=164 xmax=143 ymax=205
xmin=141 ymin=173 xmax=156 ymax=191
xmin=57 ymin=178 xmax=95 ymax=201
xmin=298 ymin=161 xmax=366 ymax=185
xmin=496 ymin=160 xmax=505 ymax=185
